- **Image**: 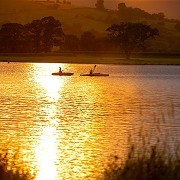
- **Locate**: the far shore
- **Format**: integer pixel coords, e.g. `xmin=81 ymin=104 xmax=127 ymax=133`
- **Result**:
xmin=0 ymin=52 xmax=180 ymax=65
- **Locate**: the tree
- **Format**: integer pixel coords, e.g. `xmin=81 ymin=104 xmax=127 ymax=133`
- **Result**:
xmin=80 ymin=31 xmax=96 ymax=51
xmin=0 ymin=23 xmax=25 ymax=52
xmin=175 ymin=21 xmax=180 ymax=31
xmin=106 ymin=22 xmax=159 ymax=59
xmin=0 ymin=16 xmax=64 ymax=53
xmin=40 ymin=16 xmax=64 ymax=52
xmin=25 ymin=19 xmax=42 ymax=52
xmin=63 ymin=34 xmax=80 ymax=51
xmin=95 ymin=0 xmax=104 ymax=10
xmin=26 ymin=16 xmax=64 ymax=52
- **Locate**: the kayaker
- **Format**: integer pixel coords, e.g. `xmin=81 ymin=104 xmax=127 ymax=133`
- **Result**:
xmin=59 ymin=67 xmax=62 ymax=73
xmin=90 ymin=69 xmax=93 ymax=74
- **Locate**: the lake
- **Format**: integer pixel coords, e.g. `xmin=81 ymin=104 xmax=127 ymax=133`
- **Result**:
xmin=0 ymin=62 xmax=180 ymax=179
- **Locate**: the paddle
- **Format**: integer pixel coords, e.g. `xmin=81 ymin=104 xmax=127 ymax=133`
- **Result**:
xmin=92 ymin=65 xmax=96 ymax=73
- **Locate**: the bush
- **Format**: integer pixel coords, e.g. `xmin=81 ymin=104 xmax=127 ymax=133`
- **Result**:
xmin=103 ymin=108 xmax=180 ymax=180
xmin=0 ymin=152 xmax=30 ymax=180
xmin=104 ymin=145 xmax=180 ymax=180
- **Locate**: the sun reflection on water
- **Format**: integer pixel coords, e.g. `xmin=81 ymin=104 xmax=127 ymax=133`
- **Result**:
xmin=1 ymin=63 xmax=179 ymax=179
xmin=36 ymin=127 xmax=58 ymax=180
xmin=32 ymin=63 xmax=67 ymax=179
xmin=26 ymin=64 xmax=145 ymax=179
xmin=33 ymin=63 xmax=66 ymax=102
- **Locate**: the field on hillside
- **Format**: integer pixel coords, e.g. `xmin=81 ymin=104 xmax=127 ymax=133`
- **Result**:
xmin=0 ymin=0 xmax=180 ymax=53
xmin=0 ymin=1 xmax=111 ymax=36
xmin=0 ymin=1 xmax=178 ymax=35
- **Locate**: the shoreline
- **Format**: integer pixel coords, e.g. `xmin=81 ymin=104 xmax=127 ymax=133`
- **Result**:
xmin=0 ymin=53 xmax=180 ymax=65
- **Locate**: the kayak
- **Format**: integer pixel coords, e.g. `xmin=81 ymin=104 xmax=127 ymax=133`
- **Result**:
xmin=52 ymin=72 xmax=74 ymax=76
xmin=80 ymin=73 xmax=109 ymax=76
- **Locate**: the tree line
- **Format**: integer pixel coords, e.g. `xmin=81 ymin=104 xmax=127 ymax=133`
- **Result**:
xmin=0 ymin=16 xmax=64 ymax=53
xmin=0 ymin=16 xmax=159 ymax=59
xmin=0 ymin=16 xmax=114 ymax=53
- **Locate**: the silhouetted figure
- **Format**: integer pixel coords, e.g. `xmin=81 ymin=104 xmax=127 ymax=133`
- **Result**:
xmin=59 ymin=67 xmax=62 ymax=73
xmin=90 ymin=69 xmax=93 ymax=74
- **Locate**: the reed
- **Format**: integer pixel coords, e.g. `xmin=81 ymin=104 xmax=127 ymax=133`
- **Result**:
xmin=0 ymin=152 xmax=30 ymax=180
xmin=103 ymin=145 xmax=180 ymax=180
xmin=103 ymin=105 xmax=180 ymax=180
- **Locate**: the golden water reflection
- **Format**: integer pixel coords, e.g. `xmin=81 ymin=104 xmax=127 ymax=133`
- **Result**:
xmin=31 ymin=63 xmax=141 ymax=179
xmin=32 ymin=63 xmax=117 ymax=179
xmin=33 ymin=63 xmax=66 ymax=101
xmin=1 ymin=63 xmax=179 ymax=179
xmin=32 ymin=63 xmax=65 ymax=179
xmin=36 ymin=127 xmax=57 ymax=180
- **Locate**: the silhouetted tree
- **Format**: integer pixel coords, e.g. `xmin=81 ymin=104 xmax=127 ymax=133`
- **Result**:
xmin=95 ymin=0 xmax=104 ymax=10
xmin=106 ymin=22 xmax=159 ymax=59
xmin=25 ymin=19 xmax=42 ymax=52
xmin=63 ymin=34 xmax=80 ymax=51
xmin=118 ymin=3 xmax=129 ymax=21
xmin=95 ymin=37 xmax=117 ymax=51
xmin=152 ymin=13 xmax=165 ymax=21
xmin=41 ymin=16 xmax=64 ymax=52
xmin=26 ymin=16 xmax=64 ymax=52
xmin=80 ymin=31 xmax=96 ymax=51
xmin=117 ymin=3 xmax=152 ymax=21
xmin=0 ymin=16 xmax=64 ymax=53
xmin=175 ymin=21 xmax=180 ymax=31
xmin=0 ymin=23 xmax=25 ymax=52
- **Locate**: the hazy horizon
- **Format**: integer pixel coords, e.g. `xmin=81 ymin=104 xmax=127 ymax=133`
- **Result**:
xmin=0 ymin=0 xmax=179 ymax=19
xmin=70 ymin=0 xmax=180 ymax=19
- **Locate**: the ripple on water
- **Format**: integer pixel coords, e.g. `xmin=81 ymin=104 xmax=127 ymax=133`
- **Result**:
xmin=0 ymin=63 xmax=180 ymax=179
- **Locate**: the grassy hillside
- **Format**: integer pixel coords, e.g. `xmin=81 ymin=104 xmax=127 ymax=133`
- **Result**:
xmin=0 ymin=0 xmax=110 ymax=36
xmin=72 ymin=0 xmax=180 ymax=19
xmin=0 ymin=1 xmax=178 ymax=34
xmin=0 ymin=0 xmax=180 ymax=53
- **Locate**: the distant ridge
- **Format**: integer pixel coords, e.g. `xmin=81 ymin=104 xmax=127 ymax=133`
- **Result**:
xmin=124 ymin=0 xmax=180 ymax=20
xmin=0 ymin=0 xmax=180 ymax=53
xmin=70 ymin=0 xmax=180 ymax=19
xmin=5 ymin=0 xmax=179 ymax=19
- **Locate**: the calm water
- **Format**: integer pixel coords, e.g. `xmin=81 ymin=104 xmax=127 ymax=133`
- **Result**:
xmin=0 ymin=62 xmax=180 ymax=179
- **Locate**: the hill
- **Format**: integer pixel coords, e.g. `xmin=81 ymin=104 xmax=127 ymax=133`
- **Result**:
xmin=124 ymin=0 xmax=180 ymax=20
xmin=0 ymin=0 xmax=180 ymax=53
xmin=0 ymin=0 xmax=110 ymax=36
xmin=71 ymin=0 xmax=180 ymax=20
xmin=0 ymin=0 xmax=179 ymax=33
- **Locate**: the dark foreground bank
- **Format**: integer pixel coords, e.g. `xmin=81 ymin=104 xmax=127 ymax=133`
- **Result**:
xmin=1 ymin=145 xmax=179 ymax=180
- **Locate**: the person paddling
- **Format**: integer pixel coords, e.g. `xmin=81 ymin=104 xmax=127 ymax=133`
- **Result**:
xmin=59 ymin=67 xmax=62 ymax=73
xmin=89 ymin=65 xmax=96 ymax=74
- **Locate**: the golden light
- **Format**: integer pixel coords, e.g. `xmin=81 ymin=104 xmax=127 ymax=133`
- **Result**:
xmin=29 ymin=63 xmax=140 ymax=179
xmin=35 ymin=127 xmax=58 ymax=180
xmin=32 ymin=63 xmax=69 ymax=101
xmin=31 ymin=63 xmax=67 ymax=179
